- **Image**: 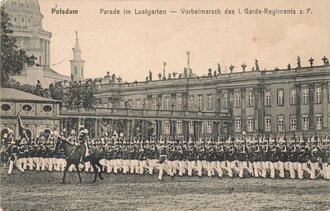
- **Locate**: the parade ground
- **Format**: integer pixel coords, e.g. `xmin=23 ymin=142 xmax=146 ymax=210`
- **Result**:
xmin=1 ymin=170 xmax=329 ymax=211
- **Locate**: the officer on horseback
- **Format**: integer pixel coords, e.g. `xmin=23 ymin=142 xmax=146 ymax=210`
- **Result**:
xmin=78 ymin=129 xmax=91 ymax=163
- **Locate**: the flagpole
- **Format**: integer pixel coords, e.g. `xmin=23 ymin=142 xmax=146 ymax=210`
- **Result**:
xmin=16 ymin=113 xmax=19 ymax=140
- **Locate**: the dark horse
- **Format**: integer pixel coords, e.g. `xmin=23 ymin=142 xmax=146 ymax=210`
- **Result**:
xmin=55 ymin=138 xmax=104 ymax=183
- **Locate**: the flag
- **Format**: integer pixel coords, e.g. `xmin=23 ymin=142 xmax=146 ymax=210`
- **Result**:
xmin=17 ymin=113 xmax=29 ymax=142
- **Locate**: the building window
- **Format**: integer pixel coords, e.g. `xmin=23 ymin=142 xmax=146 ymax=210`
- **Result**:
xmin=120 ymin=101 xmax=125 ymax=108
xmin=189 ymin=122 xmax=194 ymax=134
xmin=265 ymin=117 xmax=272 ymax=132
xmin=189 ymin=96 xmax=194 ymax=110
xmin=290 ymin=89 xmax=296 ymax=105
xmin=135 ymin=99 xmax=141 ymax=109
xmin=22 ymin=18 xmax=24 ymax=23
xmin=164 ymin=123 xmax=170 ymax=135
xmin=234 ymin=91 xmax=241 ymax=107
xmin=223 ymin=93 xmax=228 ymax=108
xmin=22 ymin=104 xmax=32 ymax=111
xmin=164 ymin=97 xmax=170 ymax=110
xmin=264 ymin=90 xmax=271 ymax=106
xmin=290 ymin=116 xmax=297 ymax=131
xmin=143 ymin=99 xmax=148 ymax=109
xmin=247 ymin=118 xmax=254 ymax=132
xmin=177 ymin=122 xmax=182 ymax=134
xmin=302 ymin=87 xmax=309 ymax=104
xmin=42 ymin=105 xmax=53 ymax=112
xmin=207 ymin=122 xmax=213 ymax=133
xmin=316 ymin=116 xmax=322 ymax=130
xmin=277 ymin=89 xmax=284 ymax=106
xmin=152 ymin=99 xmax=157 ymax=110
xmin=1 ymin=104 xmax=11 ymax=111
xmin=278 ymin=116 xmax=284 ymax=132
xmin=234 ymin=118 xmax=241 ymax=133
xmin=198 ymin=95 xmax=203 ymax=110
xmin=207 ymin=94 xmax=212 ymax=110
xmin=315 ymin=87 xmax=322 ymax=104
xmin=302 ymin=116 xmax=309 ymax=131
xmin=247 ymin=90 xmax=254 ymax=107
xmin=177 ymin=96 xmax=182 ymax=110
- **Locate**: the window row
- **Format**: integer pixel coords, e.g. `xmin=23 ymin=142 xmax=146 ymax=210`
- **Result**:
xmin=234 ymin=115 xmax=323 ymax=132
xmin=163 ymin=121 xmax=213 ymax=135
xmin=223 ymin=86 xmax=325 ymax=108
xmin=1 ymin=104 xmax=53 ymax=112
xmin=122 ymin=94 xmax=214 ymax=110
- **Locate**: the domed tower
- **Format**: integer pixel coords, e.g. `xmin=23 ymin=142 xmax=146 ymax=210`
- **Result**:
xmin=70 ymin=31 xmax=85 ymax=81
xmin=3 ymin=0 xmax=51 ymax=67
xmin=2 ymin=0 xmax=71 ymax=86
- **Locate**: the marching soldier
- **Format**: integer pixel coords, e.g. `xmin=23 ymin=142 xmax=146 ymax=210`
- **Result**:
xmin=237 ymin=139 xmax=252 ymax=178
xmin=0 ymin=133 xmax=10 ymax=168
xmin=7 ymin=135 xmax=25 ymax=175
xmin=297 ymin=138 xmax=311 ymax=179
xmin=252 ymin=137 xmax=262 ymax=178
xmin=269 ymin=138 xmax=280 ymax=179
xmin=147 ymin=139 xmax=158 ymax=175
xmin=278 ymin=137 xmax=288 ymax=178
xmin=215 ymin=139 xmax=226 ymax=177
xmin=225 ymin=138 xmax=239 ymax=178
xmin=157 ymin=139 xmax=174 ymax=180
xmin=309 ymin=139 xmax=321 ymax=179
xmin=196 ymin=139 xmax=205 ymax=177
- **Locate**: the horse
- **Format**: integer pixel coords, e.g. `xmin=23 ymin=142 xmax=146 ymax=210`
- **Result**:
xmin=55 ymin=138 xmax=105 ymax=183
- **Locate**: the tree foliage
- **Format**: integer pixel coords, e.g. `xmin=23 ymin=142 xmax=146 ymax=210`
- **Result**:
xmin=64 ymin=79 xmax=97 ymax=108
xmin=1 ymin=6 xmax=36 ymax=84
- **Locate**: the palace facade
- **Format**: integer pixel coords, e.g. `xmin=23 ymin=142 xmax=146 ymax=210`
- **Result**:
xmin=59 ymin=61 xmax=330 ymax=140
xmin=1 ymin=61 xmax=329 ymax=140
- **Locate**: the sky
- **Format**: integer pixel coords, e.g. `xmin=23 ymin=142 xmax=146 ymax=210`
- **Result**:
xmin=38 ymin=0 xmax=330 ymax=82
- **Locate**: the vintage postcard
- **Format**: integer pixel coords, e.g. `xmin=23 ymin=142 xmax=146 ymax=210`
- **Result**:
xmin=1 ymin=0 xmax=330 ymax=210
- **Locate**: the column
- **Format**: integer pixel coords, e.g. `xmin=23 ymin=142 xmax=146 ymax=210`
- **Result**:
xmin=213 ymin=121 xmax=219 ymax=138
xmin=216 ymin=90 xmax=221 ymax=112
xmin=254 ymin=87 xmax=264 ymax=134
xmin=159 ymin=120 xmax=163 ymax=139
xmin=127 ymin=120 xmax=131 ymax=137
xmin=182 ymin=120 xmax=187 ymax=141
xmin=193 ymin=121 xmax=199 ymax=141
xmin=143 ymin=120 xmax=147 ymax=137
xmin=241 ymin=88 xmax=246 ymax=132
xmin=44 ymin=41 xmax=47 ymax=66
xmin=47 ymin=41 xmax=50 ymax=66
xmin=309 ymin=83 xmax=315 ymax=131
xmin=172 ymin=120 xmax=176 ymax=139
xmin=296 ymin=84 xmax=302 ymax=131
xmin=322 ymin=82 xmax=328 ymax=130
xmin=94 ymin=119 xmax=98 ymax=137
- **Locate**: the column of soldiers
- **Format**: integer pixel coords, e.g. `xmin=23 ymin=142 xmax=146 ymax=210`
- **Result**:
xmin=1 ymin=129 xmax=330 ymax=180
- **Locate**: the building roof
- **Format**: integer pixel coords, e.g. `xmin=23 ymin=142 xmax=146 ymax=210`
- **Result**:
xmin=0 ymin=88 xmax=60 ymax=103
xmin=44 ymin=67 xmax=71 ymax=80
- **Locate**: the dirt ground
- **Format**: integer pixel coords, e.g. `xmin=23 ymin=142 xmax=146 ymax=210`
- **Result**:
xmin=1 ymin=169 xmax=329 ymax=211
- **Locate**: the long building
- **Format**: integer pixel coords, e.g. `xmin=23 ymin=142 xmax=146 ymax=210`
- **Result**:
xmin=59 ymin=59 xmax=330 ymax=140
xmin=1 ymin=60 xmax=329 ymax=140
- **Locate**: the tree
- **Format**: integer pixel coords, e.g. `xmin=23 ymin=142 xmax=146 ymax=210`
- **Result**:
xmin=49 ymin=81 xmax=64 ymax=100
xmin=64 ymin=80 xmax=96 ymax=108
xmin=1 ymin=6 xmax=35 ymax=84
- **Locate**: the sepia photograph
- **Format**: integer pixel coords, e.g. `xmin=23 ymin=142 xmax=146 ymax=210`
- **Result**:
xmin=0 ymin=0 xmax=330 ymax=210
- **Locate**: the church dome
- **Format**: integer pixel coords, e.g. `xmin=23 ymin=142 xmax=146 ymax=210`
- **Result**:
xmin=3 ymin=0 xmax=43 ymax=30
